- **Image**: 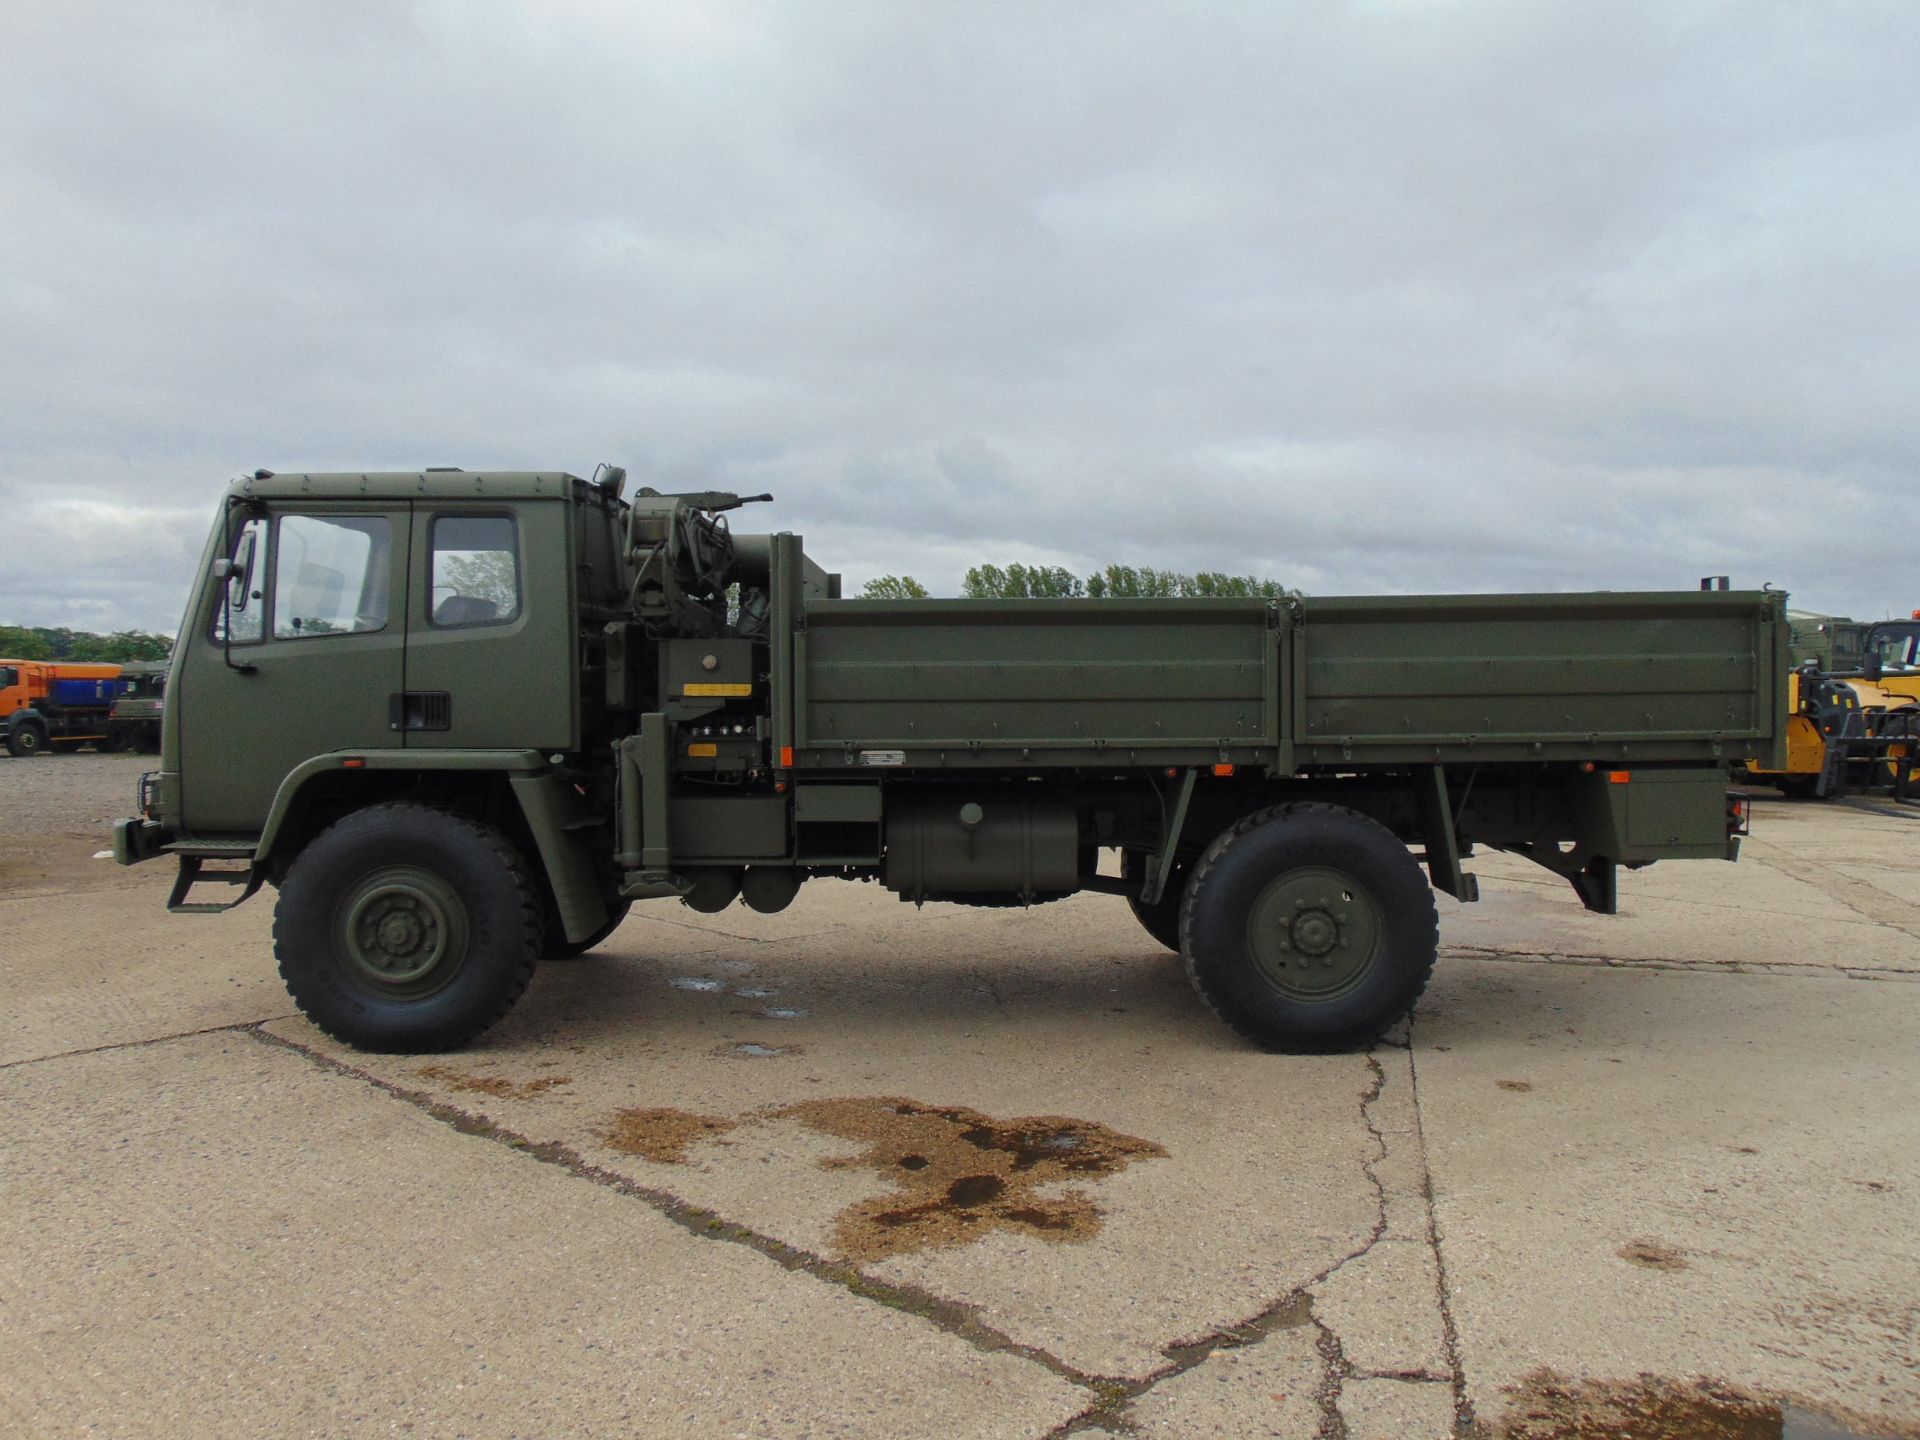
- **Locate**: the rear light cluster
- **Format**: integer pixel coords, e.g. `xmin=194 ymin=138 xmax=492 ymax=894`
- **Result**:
xmin=137 ymin=771 xmax=159 ymax=821
xmin=1727 ymin=791 xmax=1752 ymax=836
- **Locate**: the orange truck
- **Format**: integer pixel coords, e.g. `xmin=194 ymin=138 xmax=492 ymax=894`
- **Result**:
xmin=0 ymin=660 xmax=123 ymax=756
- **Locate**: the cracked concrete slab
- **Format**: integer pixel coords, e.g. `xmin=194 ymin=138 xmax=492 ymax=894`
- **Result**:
xmin=263 ymin=894 xmax=1391 ymax=1379
xmin=1338 ymin=1376 xmax=1456 ymax=1439
xmin=0 ymin=1032 xmax=1086 ymax=1438
xmin=1125 ymin=1313 xmax=1326 ymax=1438
xmin=1415 ymin=957 xmax=1920 ymax=1434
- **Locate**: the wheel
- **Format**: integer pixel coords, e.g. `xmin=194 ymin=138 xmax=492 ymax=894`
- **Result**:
xmin=1777 ymin=774 xmax=1821 ymax=800
xmin=1121 ymin=850 xmax=1187 ymax=953
xmin=541 ymin=900 xmax=630 ymax=959
xmin=6 ymin=721 xmax=48 ymax=758
xmin=1181 ymin=803 xmax=1437 ymax=1053
xmin=136 ymin=726 xmax=162 ymax=755
xmin=273 ymin=803 xmax=542 ymax=1052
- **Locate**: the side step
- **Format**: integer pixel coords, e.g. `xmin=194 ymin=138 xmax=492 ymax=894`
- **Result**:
xmin=167 ymin=855 xmax=264 ymax=914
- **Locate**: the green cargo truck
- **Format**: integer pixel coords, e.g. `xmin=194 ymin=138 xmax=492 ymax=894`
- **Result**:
xmin=114 ymin=470 xmax=1787 ymax=1054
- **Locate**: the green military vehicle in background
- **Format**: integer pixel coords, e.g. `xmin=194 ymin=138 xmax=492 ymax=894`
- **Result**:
xmin=108 ymin=660 xmax=168 ymax=753
xmin=115 ymin=469 xmax=1787 ymax=1054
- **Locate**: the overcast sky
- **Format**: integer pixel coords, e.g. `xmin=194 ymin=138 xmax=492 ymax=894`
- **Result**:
xmin=4 ymin=1 xmax=1917 ymax=634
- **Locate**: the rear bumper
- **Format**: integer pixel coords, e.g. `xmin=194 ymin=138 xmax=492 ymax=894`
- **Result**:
xmin=112 ymin=817 xmax=168 ymax=866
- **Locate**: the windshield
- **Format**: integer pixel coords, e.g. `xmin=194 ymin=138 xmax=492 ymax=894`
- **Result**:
xmin=1867 ymin=622 xmax=1920 ymax=673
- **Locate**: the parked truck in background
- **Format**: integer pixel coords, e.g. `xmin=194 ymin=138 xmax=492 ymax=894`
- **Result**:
xmin=2 ymin=659 xmax=123 ymax=756
xmin=114 ymin=469 xmax=1786 ymax=1055
xmin=108 ymin=660 xmax=169 ymax=754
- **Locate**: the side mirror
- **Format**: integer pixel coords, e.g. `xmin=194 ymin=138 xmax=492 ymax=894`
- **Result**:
xmin=1863 ymin=653 xmax=1884 ymax=682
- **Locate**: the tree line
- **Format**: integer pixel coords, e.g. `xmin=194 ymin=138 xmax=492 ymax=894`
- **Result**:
xmin=861 ymin=563 xmax=1298 ymax=601
xmin=0 ymin=625 xmax=174 ymax=662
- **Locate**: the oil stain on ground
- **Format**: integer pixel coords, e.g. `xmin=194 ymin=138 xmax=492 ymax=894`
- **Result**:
xmin=414 ymin=1065 xmax=571 ymax=1101
xmin=1495 ymin=1369 xmax=1914 ymax=1440
xmin=770 ymin=1097 xmax=1167 ymax=1262
xmin=595 ymin=1106 xmax=739 ymax=1164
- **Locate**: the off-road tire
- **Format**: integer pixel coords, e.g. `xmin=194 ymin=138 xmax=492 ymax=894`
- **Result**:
xmin=1181 ymin=803 xmax=1437 ymax=1053
xmin=541 ymin=900 xmax=630 ymax=959
xmin=6 ymin=721 xmax=48 ymax=758
xmin=1121 ymin=851 xmax=1187 ymax=953
xmin=274 ymin=803 xmax=541 ymax=1052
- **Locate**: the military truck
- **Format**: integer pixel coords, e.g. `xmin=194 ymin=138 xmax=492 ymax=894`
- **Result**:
xmin=114 ymin=469 xmax=1786 ymax=1055
xmin=108 ymin=660 xmax=169 ymax=753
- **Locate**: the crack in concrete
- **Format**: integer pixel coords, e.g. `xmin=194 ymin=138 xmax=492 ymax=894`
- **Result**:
xmin=1749 ymin=849 xmax=1920 ymax=940
xmin=1406 ymin=1017 xmax=1472 ymax=1439
xmin=1040 ymin=1058 xmax=1402 ymax=1438
xmin=251 ymin=1026 xmax=1433 ymax=1440
xmin=1442 ymin=944 xmax=1920 ymax=981
xmin=249 ymin=1027 xmax=1105 ymax=1397
xmin=0 ymin=1016 xmax=296 ymax=1071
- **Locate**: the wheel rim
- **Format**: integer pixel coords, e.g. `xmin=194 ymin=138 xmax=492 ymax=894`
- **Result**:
xmin=1245 ymin=864 xmax=1382 ymax=1001
xmin=336 ymin=865 xmax=469 ymax=997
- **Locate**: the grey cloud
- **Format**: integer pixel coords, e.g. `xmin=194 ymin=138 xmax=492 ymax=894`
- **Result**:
xmin=3 ymin=1 xmax=1916 ymax=631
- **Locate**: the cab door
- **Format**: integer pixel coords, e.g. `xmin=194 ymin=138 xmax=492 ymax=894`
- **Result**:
xmin=176 ymin=503 xmax=411 ymax=834
xmin=402 ymin=501 xmax=573 ymax=751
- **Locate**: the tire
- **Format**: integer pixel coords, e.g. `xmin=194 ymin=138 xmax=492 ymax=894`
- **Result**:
xmin=1181 ymin=803 xmax=1437 ymax=1053
xmin=1122 ymin=850 xmax=1187 ymax=953
xmin=541 ymin=901 xmax=630 ymax=959
xmin=6 ymin=721 xmax=48 ymax=758
xmin=273 ymin=803 xmax=542 ymax=1052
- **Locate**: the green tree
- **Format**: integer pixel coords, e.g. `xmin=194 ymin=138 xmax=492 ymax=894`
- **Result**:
xmin=963 ymin=563 xmax=1085 ymax=598
xmin=0 ymin=625 xmax=55 ymax=659
xmin=861 ymin=575 xmax=930 ymax=599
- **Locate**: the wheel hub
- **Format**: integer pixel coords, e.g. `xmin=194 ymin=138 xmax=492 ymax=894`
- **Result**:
xmin=1248 ymin=866 xmax=1381 ymax=998
xmin=338 ymin=868 xmax=467 ymax=994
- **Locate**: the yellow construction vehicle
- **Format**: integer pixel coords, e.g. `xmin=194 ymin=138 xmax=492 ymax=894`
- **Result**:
xmin=1744 ymin=613 xmax=1920 ymax=799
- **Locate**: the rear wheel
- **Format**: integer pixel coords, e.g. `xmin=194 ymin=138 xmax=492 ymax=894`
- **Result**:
xmin=1121 ymin=850 xmax=1187 ymax=953
xmin=274 ymin=803 xmax=541 ymax=1052
xmin=541 ymin=901 xmax=630 ymax=959
xmin=1181 ymin=803 xmax=1437 ymax=1053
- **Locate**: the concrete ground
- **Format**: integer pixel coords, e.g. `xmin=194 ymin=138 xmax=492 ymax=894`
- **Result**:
xmin=3 ymin=753 xmax=1918 ymax=1439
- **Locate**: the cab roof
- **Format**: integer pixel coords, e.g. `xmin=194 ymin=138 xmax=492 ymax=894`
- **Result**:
xmin=227 ymin=469 xmax=588 ymax=502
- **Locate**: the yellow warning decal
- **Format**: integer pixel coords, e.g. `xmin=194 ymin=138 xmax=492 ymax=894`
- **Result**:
xmin=684 ymin=683 xmax=752 ymax=697
xmin=687 ymin=742 xmax=719 ymax=757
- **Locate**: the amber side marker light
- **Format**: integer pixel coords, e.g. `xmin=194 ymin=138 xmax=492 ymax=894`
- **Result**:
xmin=1212 ymin=763 xmax=1235 ymax=777
xmin=1608 ymin=770 xmax=1632 ymax=784
xmin=342 ymin=757 xmax=366 ymax=769
xmin=779 ymin=746 xmax=793 ymax=768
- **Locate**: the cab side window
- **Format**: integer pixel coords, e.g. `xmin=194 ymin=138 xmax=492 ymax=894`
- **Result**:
xmin=430 ymin=515 xmax=521 ymax=628
xmin=273 ymin=515 xmax=391 ymax=640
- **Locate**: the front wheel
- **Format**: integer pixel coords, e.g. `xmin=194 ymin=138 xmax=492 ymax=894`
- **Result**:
xmin=274 ymin=803 xmax=542 ymax=1052
xmin=6 ymin=721 xmax=48 ymax=758
xmin=1181 ymin=803 xmax=1437 ymax=1053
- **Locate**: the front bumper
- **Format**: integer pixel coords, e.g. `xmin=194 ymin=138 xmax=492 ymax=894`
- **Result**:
xmin=112 ymin=817 xmax=168 ymax=866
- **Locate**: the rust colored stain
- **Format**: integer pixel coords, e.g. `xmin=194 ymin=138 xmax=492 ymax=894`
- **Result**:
xmin=1617 ymin=1239 xmax=1689 ymax=1272
xmin=771 ymin=1097 xmax=1167 ymax=1262
xmin=1495 ymin=1078 xmax=1534 ymax=1093
xmin=1497 ymin=1368 xmax=1914 ymax=1439
xmin=596 ymin=1107 xmax=739 ymax=1165
xmin=414 ymin=1065 xmax=571 ymax=1101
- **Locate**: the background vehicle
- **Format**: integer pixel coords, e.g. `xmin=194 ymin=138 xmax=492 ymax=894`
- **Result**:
xmin=107 ymin=660 xmax=169 ymax=753
xmin=115 ymin=469 xmax=1786 ymax=1054
xmin=2 ymin=659 xmax=121 ymax=756
xmin=1742 ymin=614 xmax=1920 ymax=799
